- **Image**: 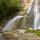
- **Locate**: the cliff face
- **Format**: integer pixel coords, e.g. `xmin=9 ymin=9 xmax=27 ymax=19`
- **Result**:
xmin=18 ymin=0 xmax=32 ymax=16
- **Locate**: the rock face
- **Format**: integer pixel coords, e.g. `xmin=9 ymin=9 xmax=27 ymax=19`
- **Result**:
xmin=19 ymin=0 xmax=34 ymax=29
xmin=17 ymin=0 xmax=34 ymax=29
xmin=18 ymin=0 xmax=32 ymax=16
xmin=0 ymin=33 xmax=5 ymax=40
xmin=2 ymin=29 xmax=40 ymax=40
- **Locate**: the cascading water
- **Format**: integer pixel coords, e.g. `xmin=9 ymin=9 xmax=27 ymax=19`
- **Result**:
xmin=2 ymin=0 xmax=40 ymax=32
xmin=2 ymin=16 xmax=23 ymax=32
xmin=33 ymin=0 xmax=40 ymax=30
xmin=33 ymin=0 xmax=38 ymax=30
xmin=1 ymin=0 xmax=40 ymax=40
xmin=25 ymin=0 xmax=40 ymax=30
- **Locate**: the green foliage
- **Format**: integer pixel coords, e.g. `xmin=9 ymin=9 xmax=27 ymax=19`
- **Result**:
xmin=26 ymin=28 xmax=40 ymax=37
xmin=0 ymin=0 xmax=22 ymax=25
xmin=25 ymin=28 xmax=33 ymax=33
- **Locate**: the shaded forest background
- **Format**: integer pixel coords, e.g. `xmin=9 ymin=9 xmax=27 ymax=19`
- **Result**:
xmin=0 ymin=0 xmax=23 ymax=26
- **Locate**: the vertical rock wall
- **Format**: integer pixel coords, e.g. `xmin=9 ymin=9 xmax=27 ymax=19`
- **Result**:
xmin=17 ymin=0 xmax=32 ymax=16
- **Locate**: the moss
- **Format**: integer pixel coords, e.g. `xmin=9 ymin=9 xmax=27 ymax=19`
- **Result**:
xmin=33 ymin=30 xmax=40 ymax=37
xmin=25 ymin=28 xmax=33 ymax=33
xmin=26 ymin=28 xmax=40 ymax=37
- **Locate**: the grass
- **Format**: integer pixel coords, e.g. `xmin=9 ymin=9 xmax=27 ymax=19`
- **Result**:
xmin=25 ymin=28 xmax=40 ymax=37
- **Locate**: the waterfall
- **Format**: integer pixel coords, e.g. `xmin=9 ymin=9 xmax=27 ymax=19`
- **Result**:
xmin=25 ymin=0 xmax=40 ymax=30
xmin=33 ymin=0 xmax=38 ymax=30
xmin=22 ymin=0 xmax=40 ymax=30
xmin=33 ymin=0 xmax=40 ymax=30
xmin=2 ymin=16 xmax=23 ymax=32
xmin=2 ymin=0 xmax=40 ymax=32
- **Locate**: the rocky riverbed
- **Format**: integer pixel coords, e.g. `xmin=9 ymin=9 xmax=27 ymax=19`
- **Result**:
xmin=0 ymin=29 xmax=40 ymax=40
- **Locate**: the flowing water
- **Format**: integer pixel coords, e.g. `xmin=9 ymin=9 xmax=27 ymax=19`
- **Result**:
xmin=2 ymin=0 xmax=40 ymax=32
xmin=26 ymin=0 xmax=40 ymax=30
xmin=1 ymin=0 xmax=40 ymax=40
xmin=33 ymin=0 xmax=40 ymax=30
xmin=2 ymin=16 xmax=23 ymax=32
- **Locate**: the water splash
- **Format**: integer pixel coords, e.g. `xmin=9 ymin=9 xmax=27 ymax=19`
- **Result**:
xmin=2 ymin=16 xmax=23 ymax=32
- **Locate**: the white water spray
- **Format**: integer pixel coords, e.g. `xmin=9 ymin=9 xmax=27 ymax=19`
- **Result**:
xmin=33 ymin=0 xmax=40 ymax=30
xmin=2 ymin=16 xmax=23 ymax=32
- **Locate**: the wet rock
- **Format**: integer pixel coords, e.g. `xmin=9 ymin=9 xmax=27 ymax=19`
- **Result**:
xmin=3 ymin=29 xmax=40 ymax=40
xmin=0 ymin=33 xmax=5 ymax=40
